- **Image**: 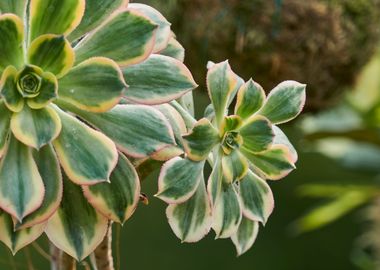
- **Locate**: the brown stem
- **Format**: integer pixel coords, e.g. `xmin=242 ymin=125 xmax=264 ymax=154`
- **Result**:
xmin=94 ymin=224 xmax=115 ymax=270
xmin=50 ymin=244 xmax=76 ymax=270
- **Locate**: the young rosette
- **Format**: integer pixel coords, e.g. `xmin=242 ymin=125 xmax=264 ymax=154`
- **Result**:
xmin=157 ymin=61 xmax=305 ymax=255
xmin=0 ymin=0 xmax=196 ymax=261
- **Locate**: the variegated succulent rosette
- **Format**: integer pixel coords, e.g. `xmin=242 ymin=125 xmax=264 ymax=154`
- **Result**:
xmin=0 ymin=0 xmax=197 ymax=261
xmin=157 ymin=61 xmax=306 ymax=255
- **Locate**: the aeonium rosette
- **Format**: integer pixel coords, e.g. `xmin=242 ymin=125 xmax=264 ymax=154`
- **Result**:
xmin=157 ymin=61 xmax=306 ymax=255
xmin=0 ymin=0 xmax=196 ymax=260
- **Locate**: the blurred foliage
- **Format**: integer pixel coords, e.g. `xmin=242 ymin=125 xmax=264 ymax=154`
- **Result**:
xmin=296 ymin=47 xmax=380 ymax=269
xmin=139 ymin=0 xmax=380 ymax=111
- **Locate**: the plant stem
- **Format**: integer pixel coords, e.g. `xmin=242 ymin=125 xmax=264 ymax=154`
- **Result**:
xmin=94 ymin=224 xmax=115 ymax=270
xmin=50 ymin=244 xmax=76 ymax=270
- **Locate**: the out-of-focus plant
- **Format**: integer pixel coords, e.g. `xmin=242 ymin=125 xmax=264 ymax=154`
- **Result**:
xmin=0 ymin=0 xmax=306 ymax=269
xmin=141 ymin=0 xmax=380 ymax=112
xmin=156 ymin=61 xmax=305 ymax=255
xmin=296 ymin=48 xmax=380 ymax=268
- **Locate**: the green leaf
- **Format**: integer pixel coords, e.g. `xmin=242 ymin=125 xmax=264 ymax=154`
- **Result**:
xmin=239 ymin=116 xmax=274 ymax=153
xmin=258 ymin=81 xmax=306 ymax=124
xmin=154 ymin=104 xmax=187 ymax=148
xmin=0 ymin=135 xmax=44 ymax=221
xmin=0 ymin=14 xmax=24 ymax=70
xmin=0 ymin=0 xmax=27 ymax=18
xmin=68 ymin=104 xmax=178 ymax=159
xmin=294 ymin=191 xmax=371 ymax=233
xmin=28 ymin=34 xmax=75 ymax=79
xmin=221 ymin=115 xmax=243 ymax=133
xmin=0 ymin=211 xmax=45 ymax=255
xmin=129 ymin=4 xmax=171 ymax=53
xmin=221 ymin=149 xmax=249 ymax=182
xmin=207 ymin=156 xmax=222 ymax=207
xmin=177 ymin=91 xmax=195 ymax=116
xmin=45 ymin=173 xmax=109 ymax=261
xmin=160 ymin=36 xmax=185 ymax=62
xmin=273 ymin=125 xmax=298 ymax=162
xmin=16 ymin=144 xmax=62 ymax=229
xmin=29 ymin=0 xmax=85 ymax=41
xmin=122 ymin=54 xmax=197 ymax=105
xmin=58 ymin=57 xmax=126 ymax=112
xmin=74 ymin=9 xmax=157 ymax=66
xmin=240 ymin=171 xmax=274 ymax=223
xmin=156 ymin=157 xmax=205 ymax=204
xmin=241 ymin=145 xmax=296 ymax=180
xmin=53 ymin=107 xmax=118 ymax=185
xmin=11 ymin=105 xmax=61 ymax=149
xmin=207 ymin=61 xmax=240 ymax=126
xmin=83 ymin=154 xmax=140 ymax=224
xmin=0 ymin=66 xmax=24 ymax=112
xmin=183 ymin=118 xmax=219 ymax=161
xmin=235 ymin=79 xmax=265 ymax=120
xmin=26 ymin=69 xmax=58 ymax=110
xmin=0 ymin=101 xmax=11 ymax=157
xmin=231 ymin=217 xmax=259 ymax=256
xmin=167 ymin=179 xmax=212 ymax=243
xmin=68 ymin=0 xmax=129 ymax=42
xmin=212 ymin=183 xmax=242 ymax=238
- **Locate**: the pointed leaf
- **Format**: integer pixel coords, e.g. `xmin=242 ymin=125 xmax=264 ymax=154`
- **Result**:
xmin=212 ymin=183 xmax=242 ymax=238
xmin=221 ymin=150 xmax=249 ymax=182
xmin=240 ymin=171 xmax=274 ymax=223
xmin=0 ymin=135 xmax=44 ymax=221
xmin=58 ymin=57 xmax=126 ymax=112
xmin=45 ymin=174 xmax=109 ymax=261
xmin=157 ymin=157 xmax=205 ymax=204
xmin=183 ymin=118 xmax=219 ymax=161
xmin=235 ymin=79 xmax=266 ymax=119
xmin=207 ymin=61 xmax=240 ymax=125
xmin=160 ymin=36 xmax=185 ymax=62
xmin=28 ymin=34 xmax=75 ymax=78
xmin=0 ymin=211 xmax=45 ymax=255
xmin=15 ymin=145 xmax=62 ymax=230
xmin=0 ymin=14 xmax=24 ymax=70
xmin=231 ymin=217 xmax=259 ymax=256
xmin=128 ymin=4 xmax=171 ymax=53
xmin=11 ymin=106 xmax=62 ymax=149
xmin=0 ymin=66 xmax=23 ymax=112
xmin=0 ymin=102 xmax=11 ymax=158
xmin=123 ymin=54 xmax=197 ymax=105
xmin=29 ymin=0 xmax=85 ymax=41
xmin=68 ymin=0 xmax=129 ymax=42
xmin=53 ymin=107 xmax=118 ymax=185
xmin=239 ymin=116 xmax=274 ymax=153
xmin=178 ymin=91 xmax=195 ymax=116
xmin=67 ymin=104 xmax=177 ymax=159
xmin=207 ymin=156 xmax=222 ymax=208
xmin=258 ymin=81 xmax=306 ymax=124
xmin=0 ymin=1 xmax=27 ymax=17
xmin=167 ymin=179 xmax=212 ymax=243
xmin=154 ymin=104 xmax=187 ymax=148
xmin=75 ymin=9 xmax=157 ymax=66
xmin=241 ymin=145 xmax=296 ymax=180
xmin=83 ymin=154 xmax=140 ymax=224
xmin=273 ymin=125 xmax=298 ymax=162
xmin=221 ymin=115 xmax=243 ymax=133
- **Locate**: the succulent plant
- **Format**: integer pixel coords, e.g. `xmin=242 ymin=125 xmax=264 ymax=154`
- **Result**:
xmin=0 ymin=0 xmax=305 ymax=266
xmin=0 ymin=0 xmax=196 ymax=261
xmin=157 ymin=61 xmax=305 ymax=255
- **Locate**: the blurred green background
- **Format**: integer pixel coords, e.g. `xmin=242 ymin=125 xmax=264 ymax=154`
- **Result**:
xmin=2 ymin=0 xmax=380 ymax=269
